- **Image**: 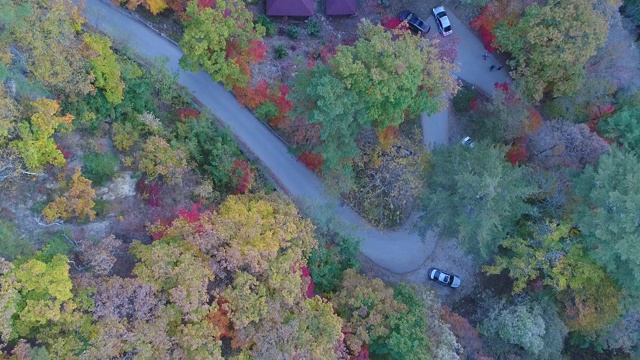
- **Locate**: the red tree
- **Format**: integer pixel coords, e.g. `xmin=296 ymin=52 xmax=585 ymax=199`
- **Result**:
xmin=231 ymin=159 xmax=252 ymax=194
xmin=506 ymin=137 xmax=529 ymax=165
xmin=298 ymin=151 xmax=324 ymax=172
xmin=270 ymin=84 xmax=293 ymax=127
xmin=177 ymin=107 xmax=200 ymax=120
xmin=177 ymin=203 xmax=203 ymax=223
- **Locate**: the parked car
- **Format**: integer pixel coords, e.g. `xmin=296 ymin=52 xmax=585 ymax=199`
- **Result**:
xmin=428 ymin=268 xmax=461 ymax=288
xmin=399 ymin=10 xmax=431 ymax=34
xmin=432 ymin=6 xmax=453 ymax=36
xmin=461 ymin=136 xmax=475 ymax=148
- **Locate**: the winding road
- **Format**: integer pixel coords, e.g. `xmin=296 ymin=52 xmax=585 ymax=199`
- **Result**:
xmin=82 ymin=0 xmax=509 ymax=274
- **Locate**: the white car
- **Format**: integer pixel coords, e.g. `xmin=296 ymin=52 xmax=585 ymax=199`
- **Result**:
xmin=432 ymin=6 xmax=453 ymax=37
xmin=461 ymin=136 xmax=475 ymax=148
xmin=429 ymin=268 xmax=461 ymax=288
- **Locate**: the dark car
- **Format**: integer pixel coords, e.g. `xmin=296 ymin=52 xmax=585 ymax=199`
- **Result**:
xmin=428 ymin=268 xmax=461 ymax=288
xmin=399 ymin=10 xmax=431 ymax=34
xmin=432 ymin=6 xmax=453 ymax=36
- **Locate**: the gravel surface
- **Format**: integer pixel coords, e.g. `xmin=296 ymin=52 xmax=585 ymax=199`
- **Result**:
xmin=358 ymin=235 xmax=478 ymax=305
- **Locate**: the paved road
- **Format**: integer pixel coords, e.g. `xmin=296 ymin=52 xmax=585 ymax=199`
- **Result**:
xmin=82 ymin=1 xmax=511 ymax=273
xmin=421 ymin=11 xmax=511 ymax=148
xmin=83 ymin=0 xmax=438 ymax=273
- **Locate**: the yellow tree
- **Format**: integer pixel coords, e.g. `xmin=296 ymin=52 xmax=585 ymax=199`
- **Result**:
xmin=116 ymin=0 xmax=168 ymax=15
xmin=333 ymin=269 xmax=408 ymax=355
xmin=495 ymin=0 xmax=608 ymax=101
xmin=137 ymin=136 xmax=188 ymax=185
xmin=8 ymin=0 xmax=94 ymax=97
xmin=483 ymin=221 xmax=622 ymax=334
xmin=82 ymin=33 xmax=125 ymax=104
xmin=11 ymin=98 xmax=74 ymax=171
xmin=179 ymin=0 xmax=265 ymax=88
xmin=0 ymin=84 xmax=18 ymax=145
xmin=42 ymin=168 xmax=97 ymax=223
xmin=0 ymin=254 xmax=75 ymax=341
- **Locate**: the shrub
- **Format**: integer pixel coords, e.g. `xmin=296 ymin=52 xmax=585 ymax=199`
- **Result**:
xmin=93 ymin=199 xmax=110 ymax=217
xmin=452 ymin=84 xmax=478 ymax=113
xmin=256 ymin=14 xmax=276 ymax=36
xmin=286 ymin=25 xmax=299 ymax=39
xmin=111 ymin=122 xmax=139 ymax=152
xmin=273 ymin=44 xmax=288 ymax=59
xmin=0 ymin=219 xmax=31 ymax=261
xmin=306 ymin=20 xmax=321 ymax=36
xmin=255 ymin=101 xmax=279 ymax=123
xmin=83 ymin=152 xmax=120 ymax=186
xmin=34 ymin=235 xmax=74 ymax=262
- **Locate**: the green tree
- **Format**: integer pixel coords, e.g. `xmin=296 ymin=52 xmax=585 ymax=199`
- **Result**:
xmin=420 ymin=142 xmax=537 ymax=261
xmin=384 ymin=284 xmax=431 ymax=360
xmin=0 ymin=219 xmax=31 ymax=261
xmin=178 ymin=117 xmax=241 ymax=191
xmin=598 ymin=105 xmax=640 ymax=152
xmin=572 ymin=148 xmax=640 ymax=296
xmin=308 ymin=234 xmax=359 ymax=295
xmin=11 ymin=98 xmax=74 ymax=171
xmin=622 ymin=0 xmax=640 ymax=23
xmin=483 ymin=221 xmax=622 ymax=334
xmin=179 ymin=0 xmax=264 ymax=88
xmin=481 ymin=300 xmax=546 ymax=355
xmin=82 ymin=33 xmax=125 ymax=104
xmin=330 ymin=20 xmax=456 ymax=130
xmin=289 ymin=65 xmax=366 ymax=191
xmin=480 ymin=297 xmax=567 ymax=359
xmin=494 ymin=0 xmax=608 ymax=101
xmin=0 ymin=254 xmax=75 ymax=341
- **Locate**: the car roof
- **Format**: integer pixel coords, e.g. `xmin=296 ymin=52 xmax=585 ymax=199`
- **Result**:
xmin=440 ymin=16 xmax=451 ymax=28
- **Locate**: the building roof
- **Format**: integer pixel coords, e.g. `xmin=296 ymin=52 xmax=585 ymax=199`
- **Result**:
xmin=266 ymin=0 xmax=314 ymax=17
xmin=326 ymin=0 xmax=356 ymax=15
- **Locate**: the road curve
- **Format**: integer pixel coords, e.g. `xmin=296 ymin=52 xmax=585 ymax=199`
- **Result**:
xmin=82 ymin=0 xmax=437 ymax=274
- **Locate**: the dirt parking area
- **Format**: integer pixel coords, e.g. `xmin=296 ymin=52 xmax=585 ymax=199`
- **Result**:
xmin=358 ymin=233 xmax=478 ymax=306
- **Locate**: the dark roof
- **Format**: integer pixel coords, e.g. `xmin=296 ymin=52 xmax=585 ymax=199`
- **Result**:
xmin=326 ymin=0 xmax=356 ymax=15
xmin=266 ymin=0 xmax=314 ymax=17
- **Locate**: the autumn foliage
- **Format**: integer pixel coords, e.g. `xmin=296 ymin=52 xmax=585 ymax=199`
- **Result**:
xmin=298 ymin=151 xmax=324 ymax=172
xmin=177 ymin=107 xmax=200 ymax=121
xmin=470 ymin=5 xmax=499 ymax=52
xmin=42 ymin=168 xmax=97 ymax=223
xmin=231 ymin=158 xmax=252 ymax=194
xmin=12 ymin=99 xmax=74 ymax=171
xmin=135 ymin=176 xmax=163 ymax=207
xmin=506 ymin=137 xmax=529 ymax=165
xmin=471 ymin=1 xmax=525 ymax=52
xmin=441 ymin=306 xmax=492 ymax=360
